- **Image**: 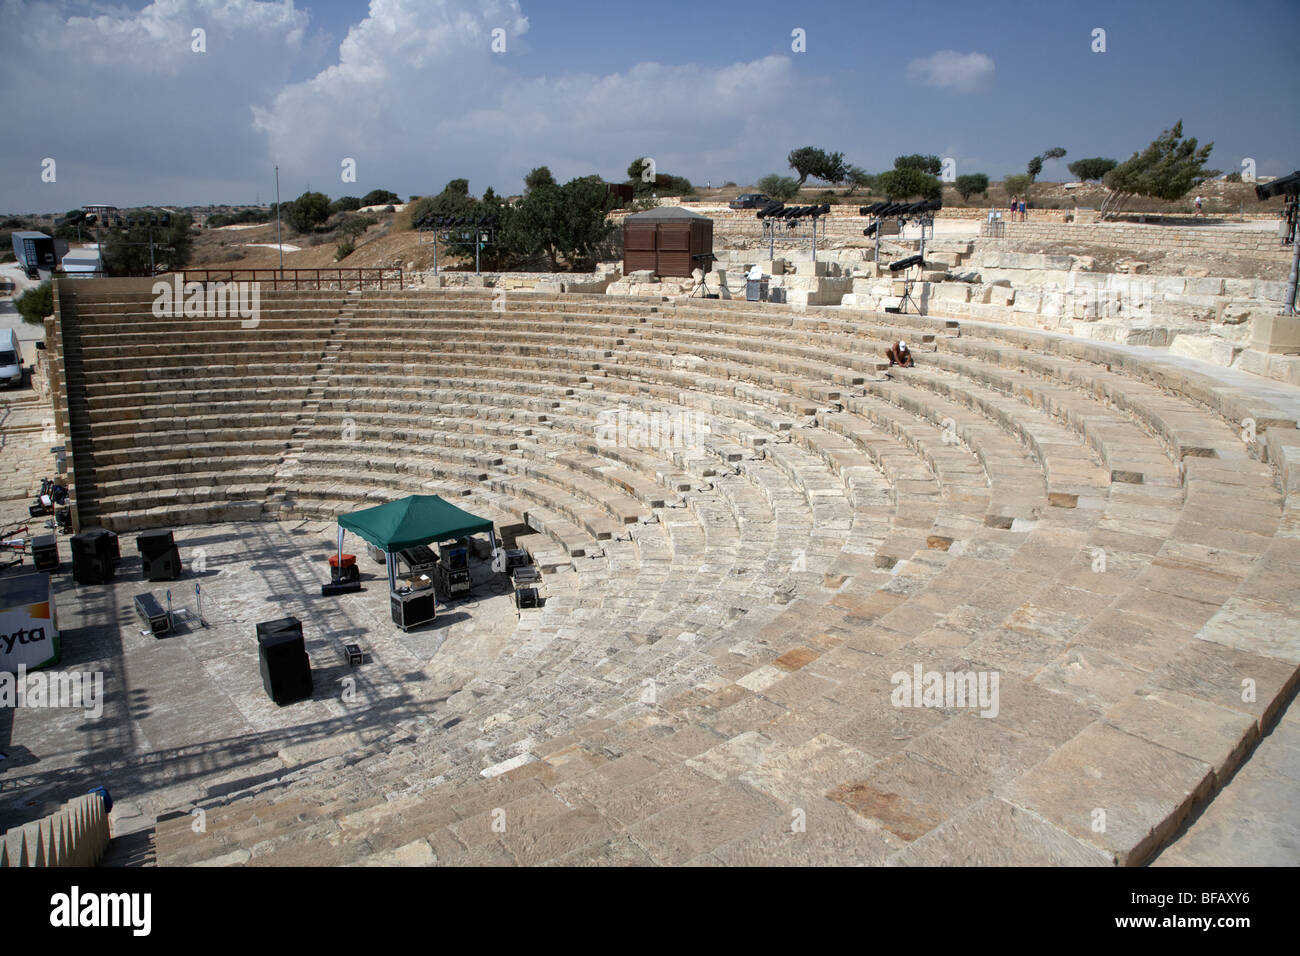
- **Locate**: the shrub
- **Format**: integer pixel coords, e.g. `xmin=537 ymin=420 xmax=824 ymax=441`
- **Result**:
xmin=756 ymin=174 xmax=800 ymax=201
xmin=286 ymin=191 xmax=331 ymax=232
xmin=335 ymin=240 xmax=355 ymax=261
xmin=360 ymin=189 xmax=400 ymax=207
xmin=954 ymin=173 xmax=990 ymax=201
xmin=16 ymin=281 xmax=53 ymax=324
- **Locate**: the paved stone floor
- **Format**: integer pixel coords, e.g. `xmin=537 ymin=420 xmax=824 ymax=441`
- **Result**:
xmin=1151 ymin=692 xmax=1300 ymax=866
xmin=0 ymin=512 xmax=520 ymax=835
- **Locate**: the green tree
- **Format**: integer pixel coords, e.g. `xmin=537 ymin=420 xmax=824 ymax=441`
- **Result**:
xmin=500 ymin=175 xmax=615 ymax=271
xmin=16 ymin=281 xmax=53 ymax=324
xmin=787 ymin=146 xmax=848 ymax=186
xmin=524 ymin=166 xmax=556 ymax=193
xmin=627 ymin=157 xmax=654 ymax=182
xmin=954 ymin=173 xmax=990 ymax=201
xmin=624 ymin=158 xmax=694 ymax=197
xmin=286 ymin=191 xmax=331 ymax=232
xmin=101 ymin=212 xmax=193 ymax=275
xmin=845 ymin=166 xmax=874 ymax=195
xmin=1067 ymin=157 xmax=1117 ymax=182
xmin=1100 ymin=120 xmax=1217 ymax=218
xmin=1025 ymin=148 xmax=1066 ymax=200
xmin=360 ymin=189 xmax=400 ymax=207
xmin=404 ymin=178 xmax=478 ymax=229
xmin=1003 ymin=173 xmax=1032 ymax=198
xmin=335 ymin=214 xmax=372 ymax=241
xmin=894 ymin=154 xmax=942 ymax=176
xmin=757 ymin=174 xmax=800 ymax=201
xmin=876 ymin=166 xmax=942 ymax=201
xmin=331 ymin=196 xmax=362 ymax=213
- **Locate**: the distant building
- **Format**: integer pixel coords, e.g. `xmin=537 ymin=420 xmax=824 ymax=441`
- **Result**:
xmin=83 ymin=204 xmax=119 ymax=222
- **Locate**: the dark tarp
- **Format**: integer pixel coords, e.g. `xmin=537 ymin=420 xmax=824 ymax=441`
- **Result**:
xmin=337 ymin=495 xmax=494 ymax=553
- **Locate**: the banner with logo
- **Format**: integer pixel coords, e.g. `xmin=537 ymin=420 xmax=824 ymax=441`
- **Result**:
xmin=0 ymin=573 xmax=61 ymax=673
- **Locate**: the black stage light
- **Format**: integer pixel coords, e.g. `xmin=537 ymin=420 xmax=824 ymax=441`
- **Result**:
xmin=890 ymin=253 xmax=925 ymax=272
xmin=863 ymin=223 xmax=878 ymax=237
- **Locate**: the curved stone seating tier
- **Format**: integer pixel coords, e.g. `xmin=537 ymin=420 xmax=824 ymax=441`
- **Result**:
xmin=49 ymin=286 xmax=1300 ymax=865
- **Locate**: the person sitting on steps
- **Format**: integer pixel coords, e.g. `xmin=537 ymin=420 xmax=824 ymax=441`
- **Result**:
xmin=885 ymin=339 xmax=914 ymax=368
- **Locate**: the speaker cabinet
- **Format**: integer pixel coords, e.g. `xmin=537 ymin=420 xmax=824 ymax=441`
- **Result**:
xmin=31 ymin=535 xmax=58 ymax=572
xmin=256 ymin=617 xmax=312 ymax=706
xmin=138 ymin=530 xmax=181 ymax=581
xmin=141 ymin=548 xmax=181 ymax=581
xmin=71 ymin=529 xmax=116 ymax=585
xmin=439 ymin=544 xmax=468 ymax=571
xmin=79 ymin=526 xmax=120 ymax=567
xmin=390 ymin=589 xmax=436 ymax=631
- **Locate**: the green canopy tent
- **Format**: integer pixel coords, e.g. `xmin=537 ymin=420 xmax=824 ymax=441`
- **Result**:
xmin=335 ymin=495 xmax=497 ymax=591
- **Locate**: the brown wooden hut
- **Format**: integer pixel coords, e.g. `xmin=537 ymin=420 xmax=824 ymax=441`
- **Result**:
xmin=622 ymin=206 xmax=714 ymax=278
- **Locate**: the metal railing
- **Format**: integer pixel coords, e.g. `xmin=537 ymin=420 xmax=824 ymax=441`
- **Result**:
xmin=175 ymin=268 xmax=403 ymax=291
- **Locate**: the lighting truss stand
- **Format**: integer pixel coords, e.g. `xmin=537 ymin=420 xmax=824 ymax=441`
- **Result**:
xmin=896 ymin=264 xmax=923 ymax=316
xmin=691 ymin=253 xmax=717 ymax=298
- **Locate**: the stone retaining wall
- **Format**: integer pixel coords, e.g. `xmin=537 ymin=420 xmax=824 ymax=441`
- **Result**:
xmin=994 ymin=222 xmax=1291 ymax=258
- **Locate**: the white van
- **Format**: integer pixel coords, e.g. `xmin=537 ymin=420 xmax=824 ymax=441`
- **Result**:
xmin=0 ymin=329 xmax=23 ymax=387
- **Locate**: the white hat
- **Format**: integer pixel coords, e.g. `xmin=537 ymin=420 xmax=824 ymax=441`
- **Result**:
xmin=899 ymin=340 xmax=907 ymax=349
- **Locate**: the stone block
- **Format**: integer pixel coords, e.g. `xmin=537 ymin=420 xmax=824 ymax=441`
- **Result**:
xmin=794 ymin=259 xmax=840 ymax=277
xmin=1185 ymin=277 xmax=1226 ymax=296
xmin=1251 ymin=313 xmax=1300 ymax=355
xmin=1012 ymin=292 xmax=1041 ymax=313
xmin=932 ymin=284 xmax=970 ymax=302
xmin=1169 ymin=334 xmax=1241 ymax=367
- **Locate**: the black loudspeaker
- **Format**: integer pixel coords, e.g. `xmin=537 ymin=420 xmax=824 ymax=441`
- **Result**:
xmin=321 ymin=579 xmax=361 ymax=596
xmin=141 ymin=548 xmax=181 ymax=581
xmin=136 ymin=529 xmax=173 ymax=551
xmin=137 ymin=530 xmax=181 ymax=581
xmin=390 ymin=589 xmax=436 ymax=631
xmin=31 ymin=535 xmax=58 ymax=572
xmin=79 ymin=526 xmax=120 ymax=567
xmin=256 ymin=617 xmax=312 ymax=706
xmin=330 ymin=563 xmax=360 ymax=584
xmin=71 ymin=529 xmax=116 ymax=584
xmin=515 ymin=586 xmax=539 ymax=609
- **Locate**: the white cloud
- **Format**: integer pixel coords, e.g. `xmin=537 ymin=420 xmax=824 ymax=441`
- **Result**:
xmin=0 ymin=0 xmax=316 ymax=210
xmin=0 ymin=0 xmax=841 ymax=211
xmin=905 ymin=51 xmax=995 ymax=93
xmin=251 ymin=1 xmax=831 ymax=198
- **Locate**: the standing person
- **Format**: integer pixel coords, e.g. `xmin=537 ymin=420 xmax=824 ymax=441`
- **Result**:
xmin=1194 ymin=195 xmax=1204 ymax=217
xmin=1020 ymin=198 xmax=1028 ymax=221
xmin=1009 ymin=195 xmax=1018 ymax=222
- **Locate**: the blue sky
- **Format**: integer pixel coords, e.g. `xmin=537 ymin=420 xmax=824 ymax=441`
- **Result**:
xmin=2 ymin=0 xmax=1296 ymax=213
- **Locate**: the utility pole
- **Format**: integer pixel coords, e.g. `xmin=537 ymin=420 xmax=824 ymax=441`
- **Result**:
xmin=275 ymin=164 xmax=283 ymax=278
